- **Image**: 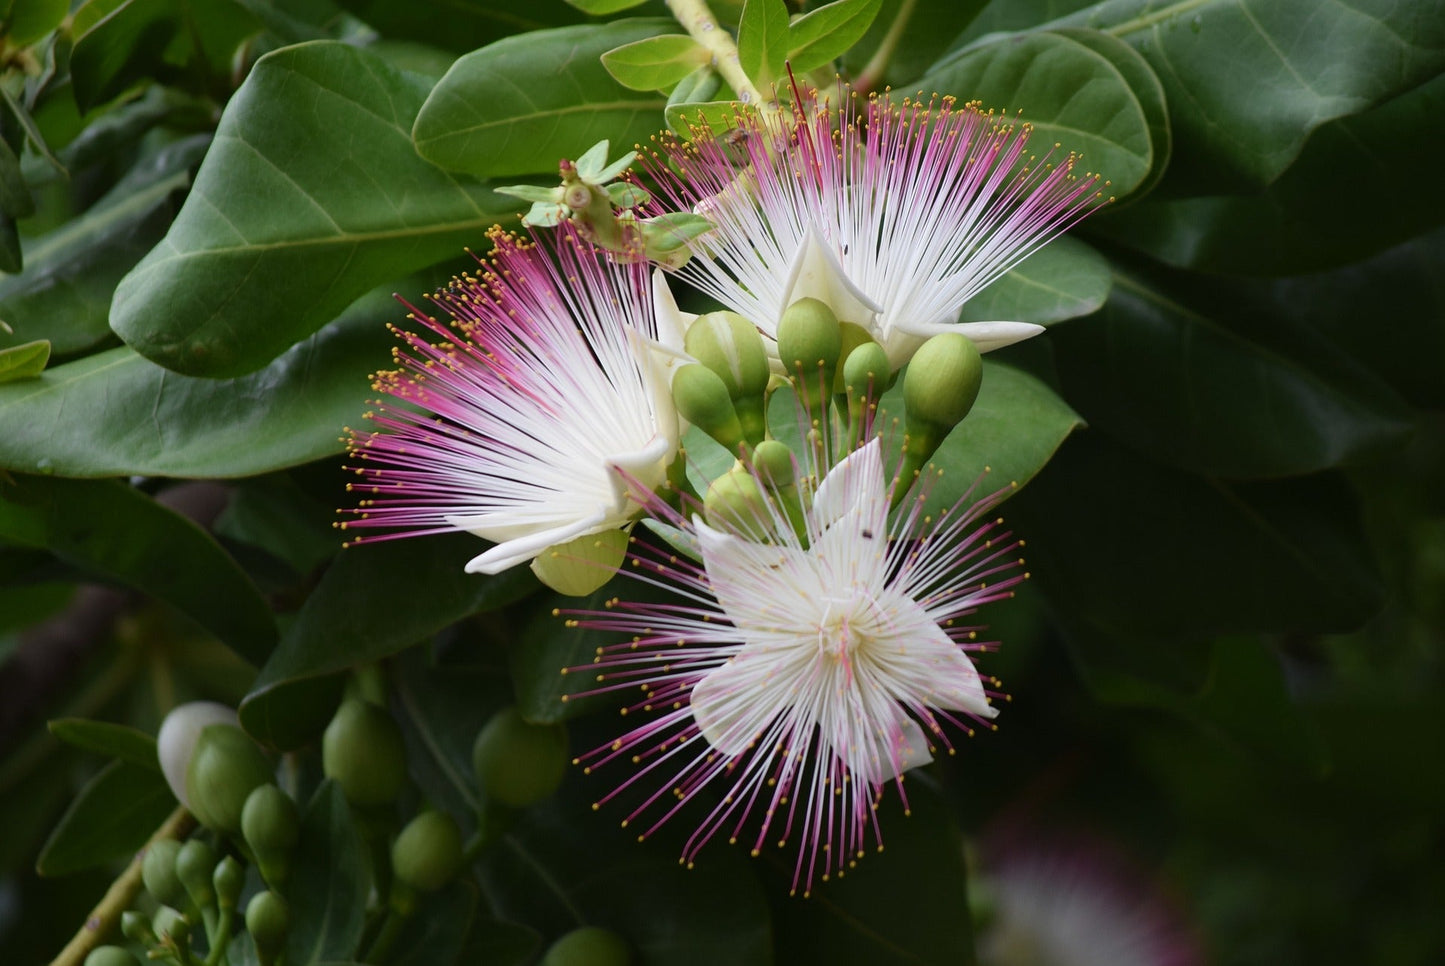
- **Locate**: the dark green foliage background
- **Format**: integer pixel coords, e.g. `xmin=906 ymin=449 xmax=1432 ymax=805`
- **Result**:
xmin=1 ymin=0 xmax=1442 ymax=963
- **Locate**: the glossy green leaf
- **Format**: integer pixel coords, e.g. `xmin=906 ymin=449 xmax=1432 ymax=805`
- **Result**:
xmin=413 ymin=20 xmax=672 ymax=178
xmin=917 ymin=30 xmax=1155 ymax=195
xmin=665 ymin=99 xmax=746 ymax=137
xmin=954 ymin=0 xmax=1445 ymax=191
xmin=0 ymin=285 xmax=404 ymax=478
xmin=958 ymin=235 xmax=1111 ymax=325
xmin=564 ymin=0 xmax=649 ymax=12
xmin=240 ymin=535 xmax=537 ymax=748
xmin=47 ymin=719 xmax=159 ymax=771
xmin=0 ymin=476 xmax=277 ymax=665
xmin=215 ymin=474 xmax=341 ymax=577
xmin=69 ymin=0 xmax=180 ymax=112
xmin=455 ymin=919 xmax=541 ymax=966
xmin=770 ymin=784 xmax=973 ymax=962
xmin=871 ymin=359 xmax=1084 ymax=515
xmin=6 ymin=0 xmax=69 ymax=46
xmin=1048 ymin=266 xmax=1413 ymax=479
xmin=389 ymin=882 xmax=478 ymax=966
xmin=111 ymin=41 xmax=511 ymax=377
xmin=787 ymin=0 xmax=884 ymax=74
xmin=1091 ymin=72 xmax=1445 ymax=275
xmin=0 ymin=135 xmax=204 ymax=357
xmin=1266 ymin=227 xmax=1445 ymax=411
xmin=511 ymin=581 xmax=638 ymax=724
xmin=35 ymin=760 xmax=174 ymax=876
xmin=286 ymin=781 xmax=368 ymax=966
xmin=337 ymin=0 xmax=587 ymax=53
xmin=394 ymin=649 xmax=511 ymax=821
xmin=1010 ymin=434 xmax=1385 ymax=638
xmin=1050 ymin=26 xmax=1170 ymax=200
xmin=842 ymin=0 xmax=990 ymax=89
xmin=477 ymin=791 xmax=772 ymax=965
xmin=602 ymin=34 xmax=710 ymax=92
xmin=737 ymin=0 xmax=790 ymax=91
xmin=0 ymin=340 xmax=49 ymax=383
xmin=0 ymin=137 xmax=34 ymax=219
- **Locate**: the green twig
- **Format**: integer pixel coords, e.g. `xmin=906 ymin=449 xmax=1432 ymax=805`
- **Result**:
xmin=48 ymin=806 xmax=197 ymax=966
xmin=855 ymin=0 xmax=918 ymax=92
xmin=666 ymin=0 xmax=769 ymax=107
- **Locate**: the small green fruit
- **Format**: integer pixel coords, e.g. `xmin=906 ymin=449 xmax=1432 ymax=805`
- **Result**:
xmin=703 ymin=466 xmax=772 ymax=539
xmin=120 ymin=910 xmax=154 ymax=945
xmin=141 ymin=839 xmax=188 ymax=910
xmin=322 ymin=699 xmax=408 ymax=806
xmin=749 ymin=440 xmax=795 ymax=488
xmin=185 ymin=724 xmax=274 ymax=834
xmin=245 ymin=891 xmax=289 ymax=964
xmin=392 ymin=810 xmax=464 ymax=892
xmin=672 ymin=363 xmax=744 ymax=452
xmin=684 ymin=311 xmax=770 ymax=400
xmin=472 ymin=706 xmax=568 ymax=808
xmin=540 ymin=926 xmax=633 ymax=966
xmin=176 ymin=839 xmax=217 ymax=909
xmin=902 ymin=332 xmax=982 ymax=435
xmin=214 ymin=855 xmax=245 ymax=911
xmin=531 ymin=528 xmax=631 ymax=597
xmin=242 ymin=784 xmax=299 ymax=885
xmin=777 ymin=297 xmax=842 ymax=414
xmin=152 ymin=906 xmax=189 ymax=946
xmin=84 ymin=946 xmax=138 ymax=966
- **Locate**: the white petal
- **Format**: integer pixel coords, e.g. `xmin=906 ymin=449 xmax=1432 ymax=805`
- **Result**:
xmin=895 ymin=318 xmax=1046 ymax=353
xmin=778 ymin=229 xmax=881 ymax=330
xmin=696 ymin=521 xmax=814 ymax=636
xmin=457 ymin=510 xmax=610 ymax=574
xmin=809 ymin=438 xmax=886 ymax=533
xmin=650 ymin=268 xmax=694 ymax=355
xmin=867 ymin=710 xmax=933 ymax=782
xmin=690 ymin=653 xmax=770 ymax=756
xmin=871 ymin=591 xmax=997 ymax=719
xmin=157 ymin=702 xmax=238 ymax=808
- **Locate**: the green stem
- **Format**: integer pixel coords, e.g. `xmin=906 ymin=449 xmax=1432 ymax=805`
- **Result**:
xmin=855 ymin=0 xmax=918 ymax=92
xmin=48 ymin=807 xmax=197 ymax=966
xmin=362 ymin=886 xmax=415 ymax=966
xmin=202 ymin=908 xmax=233 ymax=966
xmin=665 ymin=0 xmax=769 ymax=107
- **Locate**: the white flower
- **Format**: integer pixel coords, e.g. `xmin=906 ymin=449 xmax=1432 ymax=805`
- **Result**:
xmin=342 ymin=228 xmax=684 ymax=585
xmin=646 ymin=88 xmax=1105 ymax=368
xmin=570 ymin=438 xmax=1026 ymax=895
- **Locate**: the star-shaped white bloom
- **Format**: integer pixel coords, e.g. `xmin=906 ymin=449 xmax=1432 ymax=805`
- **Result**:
xmin=570 ymin=438 xmax=1025 ymax=894
xmin=646 ymin=88 xmax=1104 ymax=368
xmin=343 ymin=228 xmax=683 ymax=583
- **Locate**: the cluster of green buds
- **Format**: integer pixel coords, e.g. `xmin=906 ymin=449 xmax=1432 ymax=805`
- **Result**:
xmin=497 ymin=139 xmax=713 ymax=267
xmin=674 ymin=295 xmax=985 ymax=539
xmin=123 ymin=686 xmax=622 ymax=966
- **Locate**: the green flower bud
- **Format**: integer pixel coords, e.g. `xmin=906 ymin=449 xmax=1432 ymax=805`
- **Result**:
xmin=530 ymin=528 xmax=631 ymax=597
xmin=777 ymin=297 xmax=841 ymax=416
xmin=843 ymin=341 xmax=891 ymax=408
xmin=152 ymin=906 xmax=190 ymax=946
xmin=245 ymin=891 xmax=288 ymax=966
xmin=322 ymin=699 xmax=408 ymax=807
xmin=472 ymin=706 xmax=568 ymax=808
xmin=214 ymin=855 xmax=245 ymax=911
xmin=833 ymin=322 xmax=877 ymax=395
xmin=242 ymin=784 xmax=300 ymax=887
xmin=157 ymin=701 xmax=238 ymax=810
xmin=392 ymin=810 xmax=464 ymax=893
xmin=185 ymin=724 xmax=274 ymax=834
xmin=685 ymin=311 xmax=770 ymax=399
xmin=176 ymin=838 xmax=217 ymax=910
xmin=899 ymin=333 xmax=983 ymax=487
xmin=702 ymin=465 xmax=772 ymax=540
xmin=85 ymin=945 xmax=139 ymax=966
xmin=121 ymin=910 xmax=154 ymax=945
xmin=749 ymin=440 xmax=795 ymax=488
xmin=672 ymin=364 xmax=743 ymax=453
xmin=141 ymin=839 xmax=188 ymax=910
xmin=540 ymin=926 xmax=633 ymax=966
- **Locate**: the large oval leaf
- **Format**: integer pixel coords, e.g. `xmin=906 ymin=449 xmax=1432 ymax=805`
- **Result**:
xmin=36 ymin=760 xmax=175 ymax=877
xmin=958 ymin=235 xmax=1111 ymax=325
xmin=0 ymin=286 xmax=404 ymax=479
xmin=1048 ymin=266 xmax=1413 ymax=479
xmin=240 ymin=535 xmax=537 ymax=748
xmin=1090 ymin=72 xmax=1445 ymax=275
xmin=477 ymin=788 xmax=772 ymax=966
xmin=0 ymin=475 xmax=276 ymax=665
xmin=286 ymin=782 xmax=368 ymax=966
xmin=950 ymin=0 xmax=1445 ymax=191
xmin=413 ymin=20 xmax=672 ymax=178
xmin=0 ymin=136 xmax=204 ymax=357
xmin=111 ymin=41 xmax=511 ymax=377
xmin=916 ymin=30 xmax=1156 ymax=194
xmin=1010 ymin=434 xmax=1384 ymax=638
